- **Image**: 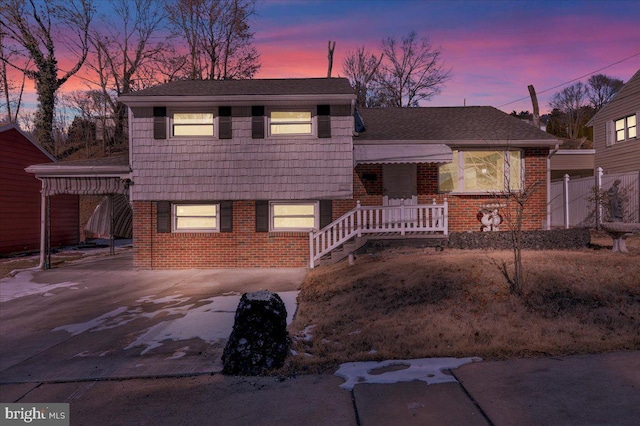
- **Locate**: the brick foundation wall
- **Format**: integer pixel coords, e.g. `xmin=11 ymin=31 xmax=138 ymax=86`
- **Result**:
xmin=133 ymin=201 xmax=309 ymax=269
xmin=333 ymin=148 xmax=548 ymax=232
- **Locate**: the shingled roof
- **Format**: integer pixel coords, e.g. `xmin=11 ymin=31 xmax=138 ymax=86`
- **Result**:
xmin=356 ymin=107 xmax=558 ymax=142
xmin=120 ymin=78 xmax=355 ymax=98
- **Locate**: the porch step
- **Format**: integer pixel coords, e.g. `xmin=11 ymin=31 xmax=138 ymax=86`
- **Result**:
xmin=318 ymin=237 xmax=368 ymax=267
xmin=318 ymin=234 xmax=449 ymax=267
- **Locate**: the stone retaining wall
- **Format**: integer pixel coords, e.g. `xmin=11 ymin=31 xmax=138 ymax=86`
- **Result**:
xmin=447 ymin=228 xmax=591 ymax=250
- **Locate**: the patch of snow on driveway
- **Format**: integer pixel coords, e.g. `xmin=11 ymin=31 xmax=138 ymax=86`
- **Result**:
xmin=0 ymin=271 xmax=80 ymax=302
xmin=51 ymin=290 xmax=300 ymax=355
xmin=125 ymin=295 xmax=240 ymax=354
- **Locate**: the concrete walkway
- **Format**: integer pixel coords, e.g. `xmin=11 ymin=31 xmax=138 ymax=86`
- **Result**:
xmin=1 ymin=252 xmax=639 ymax=425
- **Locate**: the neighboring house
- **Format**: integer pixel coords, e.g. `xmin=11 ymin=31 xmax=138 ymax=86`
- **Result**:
xmin=550 ymin=149 xmax=595 ymax=181
xmin=1 ymin=122 xmax=79 ymax=254
xmin=592 ymin=68 xmax=640 ymax=174
xmin=114 ymin=78 xmax=560 ymax=269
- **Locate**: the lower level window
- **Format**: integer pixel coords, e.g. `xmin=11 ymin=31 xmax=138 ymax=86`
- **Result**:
xmin=439 ymin=150 xmax=522 ymax=193
xmin=174 ymin=204 xmax=218 ymax=232
xmin=270 ymin=202 xmax=318 ymax=231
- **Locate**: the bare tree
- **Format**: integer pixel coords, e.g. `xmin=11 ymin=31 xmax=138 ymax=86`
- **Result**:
xmin=65 ymin=89 xmax=110 ymax=156
xmin=342 ymin=46 xmax=383 ymax=108
xmin=373 ymin=31 xmax=451 ymax=107
xmin=89 ymin=0 xmax=167 ymax=151
xmin=0 ymin=0 xmax=93 ymax=152
xmin=136 ymin=46 xmax=189 ymax=86
xmin=498 ymin=179 xmax=542 ymax=296
xmin=0 ymin=28 xmax=30 ymax=123
xmin=167 ymin=0 xmax=260 ymax=80
xmin=475 ymin=148 xmax=542 ymax=296
xmin=587 ymin=74 xmax=624 ymax=112
xmin=548 ymin=82 xmax=590 ymax=140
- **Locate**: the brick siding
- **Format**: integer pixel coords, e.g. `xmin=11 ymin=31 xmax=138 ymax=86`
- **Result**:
xmin=334 ymin=148 xmax=548 ymax=232
xmin=133 ymin=201 xmax=308 ymax=269
xmin=133 ymin=148 xmax=549 ymax=268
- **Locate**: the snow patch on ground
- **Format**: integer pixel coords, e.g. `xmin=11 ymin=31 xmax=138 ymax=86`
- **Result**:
xmin=0 ymin=271 xmax=80 ymax=302
xmin=52 ymin=290 xmax=299 ymax=356
xmin=124 ymin=296 xmax=240 ymax=354
xmin=335 ymin=357 xmax=482 ymax=390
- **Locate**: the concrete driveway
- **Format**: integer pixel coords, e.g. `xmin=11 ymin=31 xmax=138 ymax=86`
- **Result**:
xmin=0 ymin=251 xmax=306 ymax=383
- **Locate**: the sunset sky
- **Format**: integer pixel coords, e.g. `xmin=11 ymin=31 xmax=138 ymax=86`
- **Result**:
xmin=250 ymin=0 xmax=640 ymax=113
xmin=9 ymin=0 xmax=640 ymax=117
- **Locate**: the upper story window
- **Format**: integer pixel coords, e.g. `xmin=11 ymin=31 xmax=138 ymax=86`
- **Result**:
xmin=439 ymin=150 xmax=523 ymax=193
xmin=173 ymin=204 xmax=218 ymax=232
xmin=269 ymin=111 xmax=312 ymax=136
xmin=615 ymin=114 xmax=637 ymax=142
xmin=172 ymin=113 xmax=214 ymax=137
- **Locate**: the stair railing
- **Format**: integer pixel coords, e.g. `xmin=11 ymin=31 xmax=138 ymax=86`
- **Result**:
xmin=310 ymin=199 xmax=448 ymax=268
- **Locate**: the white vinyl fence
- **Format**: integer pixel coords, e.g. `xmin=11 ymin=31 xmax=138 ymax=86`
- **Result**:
xmin=550 ymin=168 xmax=640 ymax=228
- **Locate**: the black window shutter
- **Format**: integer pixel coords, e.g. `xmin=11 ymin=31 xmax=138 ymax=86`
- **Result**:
xmin=218 ymin=106 xmax=232 ymax=139
xmin=317 ymin=104 xmax=331 ymax=138
xmin=157 ymin=201 xmax=171 ymax=233
xmin=252 ymin=106 xmax=265 ymax=139
xmin=255 ymin=200 xmax=269 ymax=232
xmin=319 ymin=200 xmax=333 ymax=229
xmin=153 ymin=107 xmax=167 ymax=140
xmin=220 ymin=201 xmax=233 ymax=232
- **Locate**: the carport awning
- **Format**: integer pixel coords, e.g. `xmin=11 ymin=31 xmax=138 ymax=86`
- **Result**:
xmin=354 ymin=144 xmax=453 ymax=165
xmin=42 ymin=177 xmax=129 ymax=196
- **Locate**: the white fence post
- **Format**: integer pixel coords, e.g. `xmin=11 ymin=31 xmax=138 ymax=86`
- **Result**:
xmin=596 ymin=167 xmax=603 ymax=229
xmin=400 ymin=198 xmax=406 ymax=236
xmin=563 ymin=174 xmax=570 ymax=229
xmin=443 ymin=197 xmax=449 ymax=235
xmin=356 ymin=200 xmax=362 ymax=238
xmin=309 ymin=231 xmax=314 ymax=269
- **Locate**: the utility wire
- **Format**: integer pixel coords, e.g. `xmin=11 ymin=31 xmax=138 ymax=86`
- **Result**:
xmin=498 ymin=50 xmax=640 ymax=108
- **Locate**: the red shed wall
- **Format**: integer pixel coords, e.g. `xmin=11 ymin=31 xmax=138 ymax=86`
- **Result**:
xmin=1 ymin=128 xmax=79 ymax=254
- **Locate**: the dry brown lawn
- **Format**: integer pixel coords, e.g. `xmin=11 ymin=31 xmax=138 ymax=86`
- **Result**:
xmin=286 ymin=231 xmax=640 ymax=373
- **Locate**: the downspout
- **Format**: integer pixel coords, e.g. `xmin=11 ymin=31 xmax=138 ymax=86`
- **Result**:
xmin=546 ymin=144 xmax=560 ymax=230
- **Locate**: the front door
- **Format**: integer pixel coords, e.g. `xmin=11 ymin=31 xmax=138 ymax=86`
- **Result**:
xmin=382 ymin=164 xmax=417 ymax=206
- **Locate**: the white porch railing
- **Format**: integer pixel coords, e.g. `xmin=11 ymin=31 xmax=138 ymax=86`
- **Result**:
xmin=309 ymin=199 xmax=448 ymax=268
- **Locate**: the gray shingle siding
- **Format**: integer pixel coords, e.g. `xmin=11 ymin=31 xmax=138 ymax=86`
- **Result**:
xmin=130 ymin=115 xmax=353 ymax=201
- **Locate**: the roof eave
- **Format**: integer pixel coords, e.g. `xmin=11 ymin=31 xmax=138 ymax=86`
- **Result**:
xmin=354 ymin=139 xmax=561 ymax=147
xmin=118 ymin=93 xmax=356 ymax=106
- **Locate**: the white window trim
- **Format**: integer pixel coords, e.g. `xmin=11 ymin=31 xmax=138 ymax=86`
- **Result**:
xmin=439 ymin=149 xmax=524 ymax=194
xmin=613 ymin=113 xmax=638 ymax=143
xmin=266 ymin=108 xmax=316 ymax=138
xmin=169 ymin=109 xmax=217 ymax=139
xmin=269 ymin=201 xmax=319 ymax=232
xmin=172 ymin=203 xmax=220 ymax=233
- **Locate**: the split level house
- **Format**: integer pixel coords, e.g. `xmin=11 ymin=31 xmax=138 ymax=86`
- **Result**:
xmin=27 ymin=77 xmax=561 ymax=268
